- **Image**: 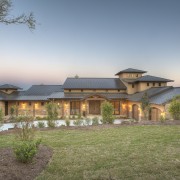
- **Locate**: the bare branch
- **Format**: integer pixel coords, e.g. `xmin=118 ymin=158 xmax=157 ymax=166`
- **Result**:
xmin=0 ymin=0 xmax=36 ymax=30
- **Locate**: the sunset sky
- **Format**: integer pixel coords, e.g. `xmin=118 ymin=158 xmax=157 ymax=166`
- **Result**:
xmin=1 ymin=0 xmax=180 ymax=89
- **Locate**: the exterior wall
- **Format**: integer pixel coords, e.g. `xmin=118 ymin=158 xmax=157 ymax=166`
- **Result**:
xmin=64 ymin=89 xmax=124 ymax=93
xmin=118 ymin=73 xmax=143 ymax=79
xmin=137 ymin=82 xmax=167 ymax=92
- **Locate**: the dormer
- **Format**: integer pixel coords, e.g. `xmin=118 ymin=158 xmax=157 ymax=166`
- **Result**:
xmin=0 ymin=84 xmax=21 ymax=94
xmin=115 ymin=68 xmax=147 ymax=79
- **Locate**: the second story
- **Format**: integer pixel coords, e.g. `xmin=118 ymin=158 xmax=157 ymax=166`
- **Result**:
xmin=115 ymin=68 xmax=173 ymax=94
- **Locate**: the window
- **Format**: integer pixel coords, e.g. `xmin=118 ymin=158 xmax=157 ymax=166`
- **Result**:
xmin=132 ymin=84 xmax=135 ymax=88
xmin=70 ymin=101 xmax=80 ymax=115
xmin=153 ymin=83 xmax=155 ymax=86
xmin=41 ymin=102 xmax=44 ymax=106
xmin=69 ymin=89 xmax=71 ymax=92
xmin=159 ymin=83 xmax=161 ymax=86
xmin=118 ymin=90 xmax=120 ymax=92
xmin=29 ymin=102 xmax=32 ymax=106
xmin=147 ymin=83 xmax=149 ymax=86
xmin=93 ymin=89 xmax=96 ymax=92
xmin=136 ymin=74 xmax=139 ymax=77
xmin=106 ymin=90 xmax=108 ymax=92
xmin=81 ymin=89 xmax=83 ymax=92
xmin=111 ymin=101 xmax=120 ymax=115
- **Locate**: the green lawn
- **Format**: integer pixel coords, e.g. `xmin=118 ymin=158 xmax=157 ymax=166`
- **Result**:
xmin=0 ymin=125 xmax=180 ymax=180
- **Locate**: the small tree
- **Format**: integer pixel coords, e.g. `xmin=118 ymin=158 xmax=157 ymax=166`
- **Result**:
xmin=141 ymin=92 xmax=150 ymax=120
xmin=101 ymin=101 xmax=115 ymax=124
xmin=169 ymin=96 xmax=180 ymax=120
xmin=10 ymin=105 xmax=18 ymax=119
xmin=46 ymin=102 xmax=59 ymax=120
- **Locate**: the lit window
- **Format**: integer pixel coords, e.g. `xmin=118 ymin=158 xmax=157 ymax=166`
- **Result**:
xmin=111 ymin=101 xmax=120 ymax=115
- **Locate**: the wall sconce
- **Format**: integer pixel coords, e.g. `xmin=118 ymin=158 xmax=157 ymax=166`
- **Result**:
xmin=129 ymin=105 xmax=132 ymax=112
xmin=122 ymin=104 xmax=126 ymax=110
xmin=161 ymin=112 xmax=165 ymax=118
xmin=35 ymin=103 xmax=38 ymax=109
xmin=22 ymin=103 xmax=26 ymax=109
xmin=82 ymin=103 xmax=86 ymax=110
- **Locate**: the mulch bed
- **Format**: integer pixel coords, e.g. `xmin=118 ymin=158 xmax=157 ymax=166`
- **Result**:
xmin=0 ymin=145 xmax=53 ymax=180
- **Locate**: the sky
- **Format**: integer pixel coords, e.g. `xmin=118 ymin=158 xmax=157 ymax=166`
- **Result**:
xmin=0 ymin=0 xmax=180 ymax=89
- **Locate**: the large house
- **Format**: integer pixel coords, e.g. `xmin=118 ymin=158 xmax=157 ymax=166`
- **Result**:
xmin=0 ymin=68 xmax=180 ymax=121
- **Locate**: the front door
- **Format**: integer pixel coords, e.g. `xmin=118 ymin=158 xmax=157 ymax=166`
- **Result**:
xmin=89 ymin=101 xmax=100 ymax=115
xmin=5 ymin=101 xmax=8 ymax=116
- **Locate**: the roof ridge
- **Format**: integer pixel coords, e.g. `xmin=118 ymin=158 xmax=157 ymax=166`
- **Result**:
xmin=66 ymin=77 xmax=119 ymax=79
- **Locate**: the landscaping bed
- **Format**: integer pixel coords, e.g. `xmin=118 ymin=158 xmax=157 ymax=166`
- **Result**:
xmin=0 ymin=145 xmax=53 ymax=180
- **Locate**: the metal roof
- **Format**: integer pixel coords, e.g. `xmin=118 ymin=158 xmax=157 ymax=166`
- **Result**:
xmin=150 ymin=87 xmax=180 ymax=104
xmin=49 ymin=92 xmax=128 ymax=100
xmin=0 ymin=85 xmax=63 ymax=101
xmin=0 ymin=84 xmax=21 ymax=89
xmin=134 ymin=75 xmax=174 ymax=82
xmin=128 ymin=86 xmax=173 ymax=102
xmin=62 ymin=78 xmax=127 ymax=90
xmin=115 ymin=68 xmax=147 ymax=75
xmin=24 ymin=85 xmax=63 ymax=96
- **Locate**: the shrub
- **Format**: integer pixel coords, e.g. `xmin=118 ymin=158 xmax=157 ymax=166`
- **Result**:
xmin=141 ymin=92 xmax=150 ymax=120
xmin=15 ymin=115 xmax=34 ymax=122
xmin=101 ymin=101 xmax=115 ymax=124
xmin=92 ymin=117 xmax=99 ymax=125
xmin=73 ymin=119 xmax=83 ymax=126
xmin=14 ymin=140 xmax=41 ymax=163
xmin=169 ymin=99 xmax=180 ymax=120
xmin=37 ymin=121 xmax=45 ymax=128
xmin=47 ymin=120 xmax=57 ymax=128
xmin=10 ymin=105 xmax=18 ymax=119
xmin=84 ymin=118 xmax=91 ymax=126
xmin=15 ymin=117 xmax=35 ymax=141
xmin=65 ymin=119 xmax=70 ymax=126
xmin=46 ymin=102 xmax=59 ymax=120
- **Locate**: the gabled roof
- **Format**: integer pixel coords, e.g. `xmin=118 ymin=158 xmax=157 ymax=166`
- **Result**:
xmin=134 ymin=75 xmax=173 ymax=82
xmin=24 ymin=85 xmax=63 ymax=96
xmin=150 ymin=87 xmax=180 ymax=104
xmin=49 ymin=92 xmax=128 ymax=100
xmin=62 ymin=78 xmax=127 ymax=90
xmin=0 ymin=84 xmax=21 ymax=90
xmin=115 ymin=68 xmax=147 ymax=75
xmin=0 ymin=85 xmax=64 ymax=101
xmin=128 ymin=86 xmax=173 ymax=102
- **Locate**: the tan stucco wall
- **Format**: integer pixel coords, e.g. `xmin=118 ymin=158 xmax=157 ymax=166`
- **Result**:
xmin=137 ymin=82 xmax=167 ymax=92
xmin=64 ymin=89 xmax=123 ymax=93
xmin=118 ymin=73 xmax=143 ymax=79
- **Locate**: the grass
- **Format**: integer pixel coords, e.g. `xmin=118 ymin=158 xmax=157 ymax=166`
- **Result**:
xmin=0 ymin=125 xmax=180 ymax=179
